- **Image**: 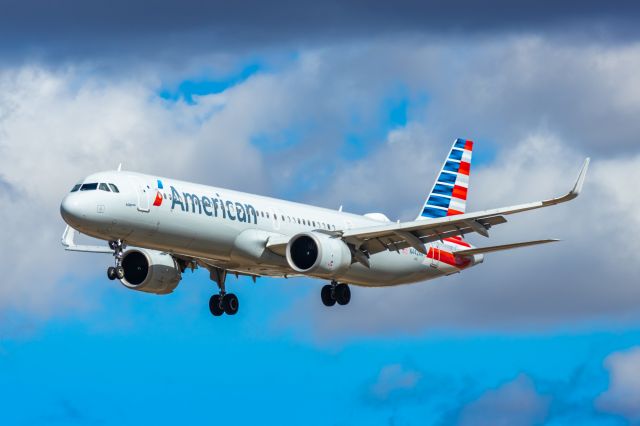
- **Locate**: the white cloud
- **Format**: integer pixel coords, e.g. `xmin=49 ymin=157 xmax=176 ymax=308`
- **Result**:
xmin=0 ymin=66 xmax=269 ymax=319
xmin=597 ymin=346 xmax=640 ymax=420
xmin=3 ymin=36 xmax=640 ymax=333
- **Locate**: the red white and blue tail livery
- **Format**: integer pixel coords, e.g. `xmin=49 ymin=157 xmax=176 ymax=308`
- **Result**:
xmin=419 ymin=138 xmax=473 ymax=219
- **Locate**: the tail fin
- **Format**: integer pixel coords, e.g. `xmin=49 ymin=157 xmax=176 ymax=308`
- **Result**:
xmin=417 ymin=138 xmax=473 ymax=220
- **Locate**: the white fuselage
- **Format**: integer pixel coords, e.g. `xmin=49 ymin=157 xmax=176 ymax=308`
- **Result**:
xmin=60 ymin=170 xmax=478 ymax=287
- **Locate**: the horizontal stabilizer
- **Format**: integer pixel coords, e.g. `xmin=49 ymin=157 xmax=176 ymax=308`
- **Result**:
xmin=454 ymin=239 xmax=559 ymax=256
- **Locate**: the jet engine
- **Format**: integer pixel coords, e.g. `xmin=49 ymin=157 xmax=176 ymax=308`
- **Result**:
xmin=285 ymin=232 xmax=352 ymax=277
xmin=119 ymin=248 xmax=182 ymax=295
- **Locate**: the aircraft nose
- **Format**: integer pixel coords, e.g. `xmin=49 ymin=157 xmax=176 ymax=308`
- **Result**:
xmin=60 ymin=195 xmax=85 ymax=225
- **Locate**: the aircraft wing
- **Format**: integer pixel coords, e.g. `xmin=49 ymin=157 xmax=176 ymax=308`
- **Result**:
xmin=340 ymin=158 xmax=589 ymax=256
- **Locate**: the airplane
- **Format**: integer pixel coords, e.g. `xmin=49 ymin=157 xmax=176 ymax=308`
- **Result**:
xmin=60 ymin=139 xmax=590 ymax=317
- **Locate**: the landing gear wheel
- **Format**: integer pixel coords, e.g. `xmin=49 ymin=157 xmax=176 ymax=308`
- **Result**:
xmin=321 ymin=285 xmax=336 ymax=307
xmin=107 ymin=266 xmax=117 ymax=280
xmin=209 ymin=295 xmax=224 ymax=316
xmin=115 ymin=266 xmax=125 ymax=280
xmin=335 ymin=284 xmax=351 ymax=305
xmin=222 ymin=293 xmax=239 ymax=315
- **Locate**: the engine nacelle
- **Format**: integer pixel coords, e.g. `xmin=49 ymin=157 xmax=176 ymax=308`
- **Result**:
xmin=285 ymin=232 xmax=352 ymax=278
xmin=120 ymin=248 xmax=182 ymax=295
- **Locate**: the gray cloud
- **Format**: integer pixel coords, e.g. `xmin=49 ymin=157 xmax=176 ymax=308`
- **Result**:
xmin=1 ymin=1 xmax=640 ymax=64
xmin=280 ymin=134 xmax=640 ymax=338
xmin=455 ymin=375 xmax=550 ymax=426
xmin=366 ymin=364 xmax=422 ymax=404
xmin=267 ymin=39 xmax=640 ymax=338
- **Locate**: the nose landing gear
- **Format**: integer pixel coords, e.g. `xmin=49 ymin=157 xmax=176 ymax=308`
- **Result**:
xmin=106 ymin=240 xmax=126 ymax=281
xmin=321 ymin=281 xmax=351 ymax=307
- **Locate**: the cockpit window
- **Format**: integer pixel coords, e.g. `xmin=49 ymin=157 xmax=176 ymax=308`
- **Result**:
xmin=80 ymin=183 xmax=98 ymax=191
xmin=99 ymin=183 xmax=110 ymax=192
xmin=108 ymin=184 xmax=119 ymax=193
xmin=70 ymin=184 xmax=81 ymax=192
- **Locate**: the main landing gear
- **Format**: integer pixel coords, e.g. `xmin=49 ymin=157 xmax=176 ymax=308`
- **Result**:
xmin=321 ymin=281 xmax=351 ymax=307
xmin=208 ymin=267 xmax=239 ymax=317
xmin=107 ymin=240 xmax=125 ymax=281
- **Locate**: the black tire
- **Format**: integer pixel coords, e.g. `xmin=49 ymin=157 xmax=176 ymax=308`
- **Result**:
xmin=107 ymin=267 xmax=117 ymax=280
xmin=115 ymin=266 xmax=125 ymax=280
xmin=209 ymin=295 xmax=224 ymax=316
xmin=321 ymin=285 xmax=336 ymax=307
xmin=335 ymin=284 xmax=351 ymax=305
xmin=222 ymin=293 xmax=239 ymax=315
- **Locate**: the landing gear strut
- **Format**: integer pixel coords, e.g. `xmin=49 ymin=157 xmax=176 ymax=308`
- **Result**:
xmin=107 ymin=240 xmax=126 ymax=280
xmin=321 ymin=281 xmax=351 ymax=307
xmin=208 ymin=267 xmax=239 ymax=316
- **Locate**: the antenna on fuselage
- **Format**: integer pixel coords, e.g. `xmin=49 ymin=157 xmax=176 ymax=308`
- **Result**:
xmin=117 ymin=163 xmax=122 ymax=172
xmin=338 ymin=205 xmax=343 ymax=212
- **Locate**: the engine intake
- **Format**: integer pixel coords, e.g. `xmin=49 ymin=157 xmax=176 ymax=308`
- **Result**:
xmin=286 ymin=232 xmax=352 ymax=277
xmin=120 ymin=248 xmax=182 ymax=294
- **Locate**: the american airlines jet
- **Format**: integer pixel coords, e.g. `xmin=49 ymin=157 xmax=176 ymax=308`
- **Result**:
xmin=60 ymin=139 xmax=589 ymax=317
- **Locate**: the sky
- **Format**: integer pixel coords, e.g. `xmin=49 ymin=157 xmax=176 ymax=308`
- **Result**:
xmin=1 ymin=1 xmax=640 ymax=424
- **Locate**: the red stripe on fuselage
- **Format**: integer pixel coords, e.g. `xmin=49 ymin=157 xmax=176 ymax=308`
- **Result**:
xmin=427 ymin=247 xmax=472 ymax=268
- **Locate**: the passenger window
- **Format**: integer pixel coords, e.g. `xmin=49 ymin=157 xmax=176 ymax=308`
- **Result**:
xmin=108 ymin=184 xmax=119 ymax=193
xmin=266 ymin=212 xmax=270 ymax=218
xmin=80 ymin=183 xmax=98 ymax=191
xmin=99 ymin=183 xmax=110 ymax=192
xmin=70 ymin=184 xmax=81 ymax=192
xmin=297 ymin=218 xmax=301 ymax=224
xmin=312 ymin=221 xmax=316 ymax=227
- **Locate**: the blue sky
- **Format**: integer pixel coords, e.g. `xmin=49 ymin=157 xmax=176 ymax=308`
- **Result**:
xmin=0 ymin=271 xmax=636 ymax=425
xmin=2 ymin=2 xmax=640 ymax=425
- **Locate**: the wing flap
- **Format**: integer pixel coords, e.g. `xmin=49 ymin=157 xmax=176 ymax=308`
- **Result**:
xmin=344 ymin=215 xmax=507 ymax=255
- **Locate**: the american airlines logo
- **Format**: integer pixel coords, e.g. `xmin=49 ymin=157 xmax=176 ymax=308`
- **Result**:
xmin=168 ymin=185 xmax=259 ymax=224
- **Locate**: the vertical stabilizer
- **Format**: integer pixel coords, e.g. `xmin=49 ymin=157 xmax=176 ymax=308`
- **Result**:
xmin=417 ymin=138 xmax=473 ymax=220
